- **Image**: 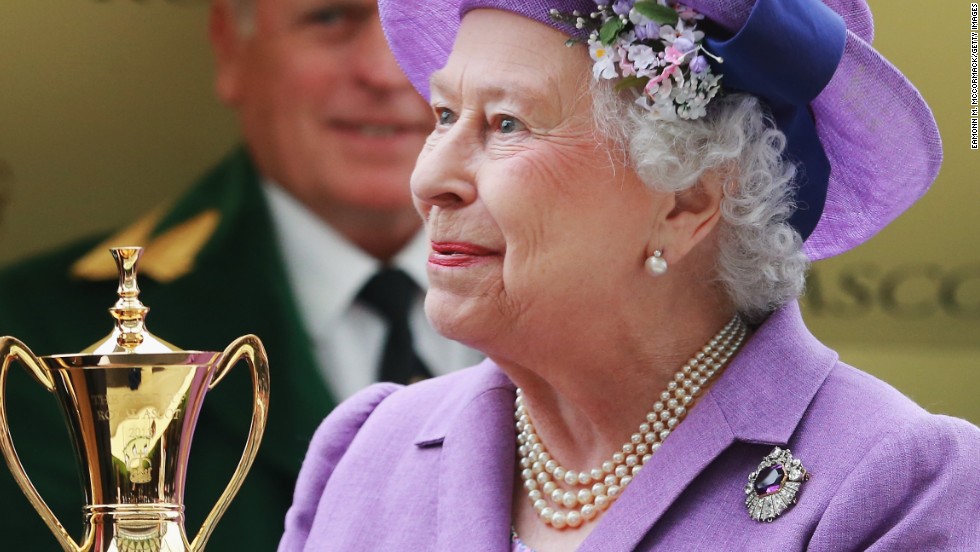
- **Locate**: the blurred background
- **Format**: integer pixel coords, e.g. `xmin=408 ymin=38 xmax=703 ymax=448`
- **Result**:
xmin=0 ymin=0 xmax=976 ymax=423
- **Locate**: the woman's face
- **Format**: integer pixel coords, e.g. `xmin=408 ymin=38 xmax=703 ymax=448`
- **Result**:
xmin=413 ymin=9 xmax=671 ymax=358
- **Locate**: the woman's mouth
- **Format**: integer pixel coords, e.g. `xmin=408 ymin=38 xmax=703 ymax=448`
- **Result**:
xmin=429 ymin=241 xmax=499 ymax=267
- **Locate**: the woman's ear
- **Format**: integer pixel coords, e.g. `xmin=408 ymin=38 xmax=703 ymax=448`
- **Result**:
xmin=210 ymin=0 xmax=246 ymax=106
xmin=652 ymin=166 xmax=730 ymax=265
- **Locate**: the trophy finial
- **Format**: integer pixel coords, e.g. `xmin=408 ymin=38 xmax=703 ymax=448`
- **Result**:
xmin=109 ymin=247 xmax=149 ymax=350
xmin=79 ymin=247 xmax=181 ymax=355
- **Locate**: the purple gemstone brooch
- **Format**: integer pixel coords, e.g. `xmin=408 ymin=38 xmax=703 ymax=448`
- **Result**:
xmin=744 ymin=447 xmax=809 ymax=522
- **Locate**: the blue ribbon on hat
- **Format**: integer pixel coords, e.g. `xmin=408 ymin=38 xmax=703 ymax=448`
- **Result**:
xmin=706 ymin=0 xmax=847 ymax=241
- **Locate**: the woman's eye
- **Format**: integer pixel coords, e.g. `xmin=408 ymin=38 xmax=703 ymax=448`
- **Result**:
xmin=497 ymin=116 xmax=525 ymax=134
xmin=437 ymin=108 xmax=458 ymax=126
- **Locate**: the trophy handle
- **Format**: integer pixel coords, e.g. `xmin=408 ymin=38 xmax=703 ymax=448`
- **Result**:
xmin=189 ymin=334 xmax=270 ymax=552
xmin=0 ymin=336 xmax=85 ymax=552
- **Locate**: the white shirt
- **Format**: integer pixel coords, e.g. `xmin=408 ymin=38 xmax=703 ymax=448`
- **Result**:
xmin=262 ymin=181 xmax=483 ymax=400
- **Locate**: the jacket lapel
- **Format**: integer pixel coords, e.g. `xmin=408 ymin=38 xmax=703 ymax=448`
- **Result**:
xmin=581 ymin=302 xmax=837 ymax=550
xmin=580 ymin=392 xmax=737 ymax=550
xmin=72 ymin=147 xmax=334 ymax=476
xmin=166 ymin=149 xmax=332 ymax=475
xmin=420 ymin=363 xmax=518 ymax=550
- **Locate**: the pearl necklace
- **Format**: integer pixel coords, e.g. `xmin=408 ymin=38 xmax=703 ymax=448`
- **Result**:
xmin=515 ymin=315 xmax=747 ymax=530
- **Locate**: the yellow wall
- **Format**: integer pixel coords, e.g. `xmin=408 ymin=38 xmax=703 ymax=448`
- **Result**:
xmin=802 ymin=0 xmax=980 ymax=424
xmin=0 ymin=1 xmax=976 ymax=422
xmin=0 ymin=0 xmax=236 ymax=264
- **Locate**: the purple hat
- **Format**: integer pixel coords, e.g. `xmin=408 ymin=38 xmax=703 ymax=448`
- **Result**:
xmin=378 ymin=0 xmax=942 ymax=261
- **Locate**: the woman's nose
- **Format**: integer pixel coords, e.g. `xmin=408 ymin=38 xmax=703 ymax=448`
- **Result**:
xmin=411 ymin=129 xmax=479 ymax=209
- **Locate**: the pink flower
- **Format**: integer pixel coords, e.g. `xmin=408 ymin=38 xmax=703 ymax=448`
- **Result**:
xmin=677 ymin=7 xmax=701 ymax=20
xmin=645 ymin=63 xmax=678 ymax=90
xmin=664 ymin=46 xmax=686 ymax=65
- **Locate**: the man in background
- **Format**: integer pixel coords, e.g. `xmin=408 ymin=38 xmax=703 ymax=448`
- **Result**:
xmin=0 ymin=0 xmax=478 ymax=549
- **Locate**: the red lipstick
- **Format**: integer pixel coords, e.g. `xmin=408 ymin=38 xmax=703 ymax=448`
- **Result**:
xmin=429 ymin=241 xmax=498 ymax=267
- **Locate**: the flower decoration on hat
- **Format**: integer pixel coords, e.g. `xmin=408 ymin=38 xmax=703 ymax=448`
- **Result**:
xmin=550 ymin=1 xmax=723 ymax=120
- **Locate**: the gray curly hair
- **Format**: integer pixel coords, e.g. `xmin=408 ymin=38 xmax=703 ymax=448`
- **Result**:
xmin=593 ymin=86 xmax=810 ymax=322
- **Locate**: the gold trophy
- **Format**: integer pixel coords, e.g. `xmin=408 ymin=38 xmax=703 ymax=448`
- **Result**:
xmin=0 ymin=247 xmax=270 ymax=552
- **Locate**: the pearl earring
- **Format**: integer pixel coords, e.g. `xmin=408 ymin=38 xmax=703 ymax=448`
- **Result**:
xmin=645 ymin=250 xmax=668 ymax=277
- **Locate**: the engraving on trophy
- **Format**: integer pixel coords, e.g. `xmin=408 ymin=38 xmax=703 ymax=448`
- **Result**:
xmin=124 ymin=436 xmax=153 ymax=484
xmin=92 ymin=394 xmax=112 ymax=421
xmin=127 ymin=426 xmax=153 ymax=439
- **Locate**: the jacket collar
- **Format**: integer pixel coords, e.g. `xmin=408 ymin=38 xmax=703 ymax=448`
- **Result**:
xmin=412 ymin=358 xmax=515 ymax=447
xmin=68 ymin=147 xmax=254 ymax=283
xmin=582 ymin=301 xmax=837 ymax=549
xmin=710 ymin=300 xmax=838 ymax=445
xmin=413 ymin=303 xmax=836 ymax=550
xmin=410 ymin=362 xmax=517 ymax=548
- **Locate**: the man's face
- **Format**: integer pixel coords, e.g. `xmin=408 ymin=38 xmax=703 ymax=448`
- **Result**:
xmin=214 ymin=0 xmax=432 ymax=232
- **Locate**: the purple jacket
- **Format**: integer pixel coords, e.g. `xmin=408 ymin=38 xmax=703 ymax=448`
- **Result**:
xmin=279 ymin=302 xmax=980 ymax=551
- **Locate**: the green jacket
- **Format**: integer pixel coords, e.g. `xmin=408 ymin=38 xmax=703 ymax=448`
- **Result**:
xmin=0 ymin=148 xmax=335 ymax=550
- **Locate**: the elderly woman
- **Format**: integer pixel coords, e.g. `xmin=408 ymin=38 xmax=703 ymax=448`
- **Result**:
xmin=279 ymin=0 xmax=980 ymax=550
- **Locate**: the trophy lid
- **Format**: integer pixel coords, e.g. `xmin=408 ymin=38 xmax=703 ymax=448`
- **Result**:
xmin=42 ymin=247 xmax=218 ymax=367
xmin=77 ymin=246 xmax=181 ymax=355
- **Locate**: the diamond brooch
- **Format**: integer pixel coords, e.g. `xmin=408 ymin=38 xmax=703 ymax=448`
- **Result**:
xmin=744 ymin=447 xmax=809 ymax=522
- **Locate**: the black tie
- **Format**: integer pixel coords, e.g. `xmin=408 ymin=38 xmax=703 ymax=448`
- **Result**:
xmin=356 ymin=268 xmax=433 ymax=385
